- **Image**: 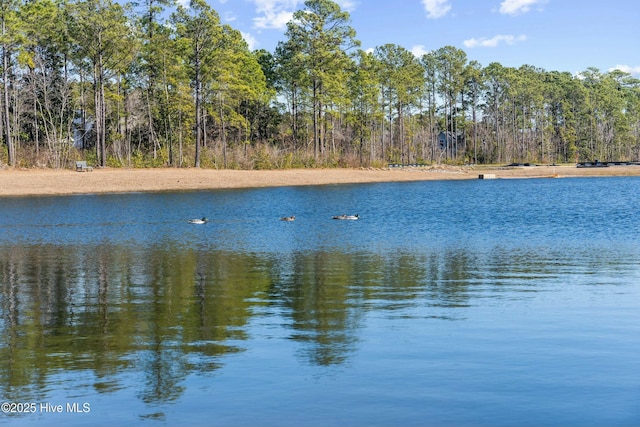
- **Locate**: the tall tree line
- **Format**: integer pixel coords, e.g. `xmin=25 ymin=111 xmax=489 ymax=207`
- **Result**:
xmin=1 ymin=0 xmax=639 ymax=169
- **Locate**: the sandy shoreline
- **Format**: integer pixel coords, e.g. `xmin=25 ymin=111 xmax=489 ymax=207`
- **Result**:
xmin=2 ymin=165 xmax=640 ymax=197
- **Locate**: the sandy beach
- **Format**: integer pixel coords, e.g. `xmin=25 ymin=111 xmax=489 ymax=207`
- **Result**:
xmin=1 ymin=164 xmax=640 ymax=197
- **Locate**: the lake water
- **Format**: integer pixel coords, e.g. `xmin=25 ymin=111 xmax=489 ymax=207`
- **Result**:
xmin=1 ymin=177 xmax=639 ymax=426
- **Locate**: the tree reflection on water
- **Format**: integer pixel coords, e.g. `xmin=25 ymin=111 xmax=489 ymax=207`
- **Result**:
xmin=0 ymin=242 xmax=574 ymax=406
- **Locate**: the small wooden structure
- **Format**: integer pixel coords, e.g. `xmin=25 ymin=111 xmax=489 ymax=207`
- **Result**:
xmin=478 ymin=173 xmax=496 ymax=179
xmin=75 ymin=160 xmax=93 ymax=172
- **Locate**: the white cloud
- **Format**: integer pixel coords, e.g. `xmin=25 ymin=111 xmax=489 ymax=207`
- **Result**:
xmin=610 ymin=65 xmax=640 ymax=77
xmin=251 ymin=0 xmax=357 ymax=31
xmin=252 ymin=0 xmax=299 ymax=30
xmin=463 ymin=34 xmax=527 ymax=48
xmin=254 ymin=10 xmax=294 ymax=30
xmin=499 ymin=0 xmax=544 ymax=15
xmin=410 ymin=45 xmax=430 ymax=57
xmin=222 ymin=11 xmax=237 ymax=22
xmin=336 ymin=0 xmax=357 ymax=11
xmin=421 ymin=0 xmax=451 ymax=19
xmin=241 ymin=31 xmax=258 ymax=51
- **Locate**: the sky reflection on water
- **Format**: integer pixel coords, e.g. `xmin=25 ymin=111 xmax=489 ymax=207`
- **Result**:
xmin=1 ymin=177 xmax=640 ymax=426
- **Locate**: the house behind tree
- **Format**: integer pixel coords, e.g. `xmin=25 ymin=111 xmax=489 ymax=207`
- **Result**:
xmin=438 ymin=131 xmax=465 ymax=159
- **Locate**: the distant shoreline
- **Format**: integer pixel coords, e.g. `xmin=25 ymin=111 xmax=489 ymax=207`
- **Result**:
xmin=2 ymin=165 xmax=640 ymax=197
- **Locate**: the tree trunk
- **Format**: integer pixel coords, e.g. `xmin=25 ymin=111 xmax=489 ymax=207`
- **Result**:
xmin=194 ymin=49 xmax=202 ymax=168
xmin=313 ymin=78 xmax=319 ymax=161
xmin=2 ymin=37 xmax=14 ymax=166
xmin=220 ymin=92 xmax=227 ymax=168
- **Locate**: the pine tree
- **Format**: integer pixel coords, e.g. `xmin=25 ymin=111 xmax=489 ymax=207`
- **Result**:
xmin=280 ymin=0 xmax=359 ymax=162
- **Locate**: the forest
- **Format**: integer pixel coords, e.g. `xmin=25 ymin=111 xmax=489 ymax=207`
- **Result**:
xmin=1 ymin=0 xmax=639 ymax=169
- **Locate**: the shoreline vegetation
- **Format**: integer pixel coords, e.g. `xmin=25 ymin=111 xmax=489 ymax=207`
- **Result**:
xmin=1 ymin=0 xmax=639 ymax=172
xmin=2 ymin=164 xmax=640 ymax=198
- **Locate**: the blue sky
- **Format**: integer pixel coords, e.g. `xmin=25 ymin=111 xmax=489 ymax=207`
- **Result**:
xmin=207 ymin=0 xmax=640 ymax=77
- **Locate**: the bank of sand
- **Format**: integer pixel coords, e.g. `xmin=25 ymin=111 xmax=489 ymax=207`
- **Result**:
xmin=2 ymin=164 xmax=640 ymax=197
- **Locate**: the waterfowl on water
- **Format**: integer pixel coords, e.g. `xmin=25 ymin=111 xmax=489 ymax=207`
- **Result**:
xmin=280 ymin=215 xmax=296 ymax=221
xmin=332 ymin=214 xmax=359 ymax=220
xmin=188 ymin=217 xmax=208 ymax=224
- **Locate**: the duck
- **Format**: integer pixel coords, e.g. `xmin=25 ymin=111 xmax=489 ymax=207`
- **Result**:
xmin=280 ymin=215 xmax=296 ymax=221
xmin=332 ymin=214 xmax=359 ymax=220
xmin=188 ymin=217 xmax=208 ymax=224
